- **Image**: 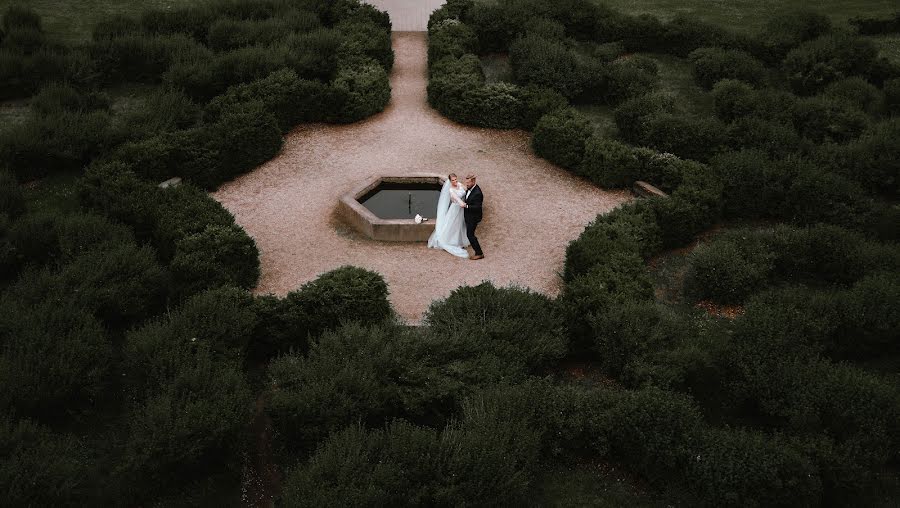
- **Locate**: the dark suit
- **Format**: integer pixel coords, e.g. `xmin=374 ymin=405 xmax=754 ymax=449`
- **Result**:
xmin=463 ymin=185 xmax=483 ymax=256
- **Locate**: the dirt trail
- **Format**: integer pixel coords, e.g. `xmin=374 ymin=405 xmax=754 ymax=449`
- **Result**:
xmin=212 ymin=32 xmax=631 ymax=323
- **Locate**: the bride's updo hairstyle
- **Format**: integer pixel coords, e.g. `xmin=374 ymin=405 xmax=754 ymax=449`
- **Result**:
xmin=448 ymin=173 xmax=457 ymax=181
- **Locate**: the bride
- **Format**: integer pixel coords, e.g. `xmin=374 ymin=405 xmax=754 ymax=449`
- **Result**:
xmin=427 ymin=173 xmax=469 ymax=258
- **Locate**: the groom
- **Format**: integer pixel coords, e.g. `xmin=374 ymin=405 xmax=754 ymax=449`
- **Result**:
xmin=460 ymin=174 xmax=484 ymax=260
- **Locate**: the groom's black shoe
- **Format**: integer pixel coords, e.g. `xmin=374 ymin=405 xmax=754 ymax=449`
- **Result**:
xmin=470 ymin=254 xmax=484 ymax=260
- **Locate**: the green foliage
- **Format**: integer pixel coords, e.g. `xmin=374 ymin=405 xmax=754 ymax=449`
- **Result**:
xmin=428 ymin=19 xmax=478 ymax=64
xmin=30 ymin=82 xmax=109 ymax=117
xmin=205 ymin=68 xmax=329 ymax=132
xmin=613 ymin=92 xmax=676 ymax=142
xmin=0 ymin=418 xmax=92 ymax=506
xmin=425 ymin=282 xmax=567 ymax=382
xmin=532 ymin=108 xmax=593 ymax=169
xmin=688 ymin=47 xmax=767 ymax=89
xmin=170 ymin=224 xmax=260 ymax=300
xmin=91 ymin=33 xmax=210 ymax=84
xmin=599 ymin=56 xmax=660 ymax=104
xmin=78 ymin=161 xmax=160 ymax=241
xmin=152 ymin=183 xmax=236 ymax=259
xmin=579 ymin=136 xmax=641 ymax=188
xmin=268 ymin=323 xmax=448 ymax=452
xmin=886 ymin=78 xmax=900 ymax=116
xmin=757 ymin=9 xmax=833 ymax=63
xmin=510 ymin=34 xmax=585 ymax=99
xmin=0 ymin=109 xmax=118 ymax=180
xmin=683 ymin=236 xmax=774 ymax=304
xmin=0 ymin=298 xmax=110 ymax=419
xmin=826 ymin=118 xmax=900 ymax=196
xmin=822 ymin=77 xmax=885 ymax=115
xmin=290 ymin=265 xmax=392 ymax=338
xmin=0 ymin=169 xmax=23 ymax=218
xmin=331 ymin=62 xmax=390 ymax=123
xmin=792 ymin=95 xmax=869 ymax=143
xmin=711 ymin=149 xmax=796 ymax=218
xmin=520 ymin=85 xmax=568 ymax=130
xmin=336 ymin=19 xmax=393 ymax=70
xmin=783 ymin=33 xmax=879 ymax=95
xmin=786 ymin=168 xmax=874 ymax=228
xmin=174 ymin=286 xmax=259 ymax=361
xmin=426 ymin=54 xmax=487 ymax=125
xmin=117 ymin=86 xmax=198 ymax=141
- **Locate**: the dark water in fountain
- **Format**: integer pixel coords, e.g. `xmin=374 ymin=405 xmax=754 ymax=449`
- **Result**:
xmin=360 ymin=183 xmax=442 ymax=220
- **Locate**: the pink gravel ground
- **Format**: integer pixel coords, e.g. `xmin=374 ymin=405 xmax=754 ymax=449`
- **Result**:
xmin=212 ymin=32 xmax=632 ymax=323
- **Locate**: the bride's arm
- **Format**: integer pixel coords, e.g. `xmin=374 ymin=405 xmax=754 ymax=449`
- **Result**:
xmin=449 ymin=190 xmax=464 ymax=206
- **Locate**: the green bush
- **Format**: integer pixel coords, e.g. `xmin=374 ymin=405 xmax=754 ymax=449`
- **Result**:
xmin=520 ymin=85 xmax=568 ymax=130
xmin=2 ymin=6 xmax=41 ymax=33
xmin=56 ymin=243 xmax=168 ymax=326
xmin=428 ymin=19 xmax=477 ymax=64
xmin=152 ymin=183 xmax=235 ymax=259
xmin=336 ymin=19 xmax=393 ymax=70
xmin=0 ymin=169 xmax=23 ymax=218
xmin=198 ymin=102 xmax=283 ymax=187
xmin=686 ymin=428 xmax=822 ymax=507
xmin=205 ymin=69 xmax=330 ymax=131
xmin=53 ymin=212 xmax=135 ymax=261
xmin=280 ymin=28 xmax=343 ymax=81
xmin=170 ymin=224 xmax=260 ymax=300
xmin=578 ymin=136 xmax=641 ymax=188
xmin=119 ymin=324 xmax=252 ymax=501
xmin=783 ymin=33 xmax=879 ymax=95
xmin=532 ymin=108 xmax=593 ymax=169
xmin=457 ymin=82 xmax=526 ymax=128
xmin=828 ymin=119 xmax=900 ymax=196
xmin=712 ymin=149 xmax=796 ymax=218
xmin=756 ymin=9 xmax=832 ymax=63
xmin=91 ymin=33 xmax=210 ymax=84
xmin=331 ymin=62 xmax=390 ymax=123
xmin=164 ymin=45 xmax=287 ymax=101
xmin=0 ymin=109 xmax=117 ymax=180
xmin=206 ymin=17 xmax=292 ymax=51
xmin=640 ymin=113 xmax=727 ymax=162
xmin=117 ymin=86 xmax=198 ymax=141
xmin=173 ymin=286 xmax=259 ymax=361
xmin=78 ymin=161 xmax=160 ymax=241
xmin=886 ymin=78 xmax=900 ymax=115
xmin=510 ymin=34 xmax=585 ymax=99
xmin=267 ymin=323 xmax=448 ymax=451
xmin=712 ymin=79 xmax=757 ymax=122
xmin=91 ymin=14 xmax=141 ymax=41
xmin=688 ymin=47 xmax=767 ymax=89
xmin=683 ymin=236 xmax=774 ymax=304
xmin=0 ymin=418 xmax=92 ymax=506
xmin=724 ymin=116 xmax=801 ymax=157
xmin=30 ymin=82 xmax=109 ymax=117
xmin=597 ymin=56 xmax=660 ymax=104
xmin=139 ymin=5 xmax=216 ymax=40
xmin=427 ymin=54 xmax=485 ymax=123
xmin=786 ymin=168 xmax=873 ymax=228
xmin=613 ymin=92 xmax=676 ymax=143
xmin=0 ymin=46 xmax=95 ymax=100
xmin=792 ymin=96 xmax=869 ymax=143
xmin=424 ymin=282 xmax=567 ymax=382
xmin=822 ymin=77 xmax=885 ymax=115
xmin=0 ymin=299 xmax=110 ymax=418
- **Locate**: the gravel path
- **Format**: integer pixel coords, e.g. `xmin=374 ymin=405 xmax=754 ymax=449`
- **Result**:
xmin=212 ymin=32 xmax=632 ymax=323
xmin=364 ymin=0 xmax=446 ymax=31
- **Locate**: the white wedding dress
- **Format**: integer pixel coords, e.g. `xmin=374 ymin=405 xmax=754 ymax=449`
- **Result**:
xmin=427 ymin=180 xmax=469 ymax=258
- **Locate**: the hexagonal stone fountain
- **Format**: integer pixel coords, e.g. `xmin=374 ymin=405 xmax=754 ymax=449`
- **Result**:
xmin=338 ymin=174 xmax=445 ymax=241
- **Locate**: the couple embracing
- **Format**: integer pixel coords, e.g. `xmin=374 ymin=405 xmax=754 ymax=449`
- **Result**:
xmin=427 ymin=173 xmax=484 ymax=260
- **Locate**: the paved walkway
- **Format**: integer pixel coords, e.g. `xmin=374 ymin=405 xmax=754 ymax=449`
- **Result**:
xmin=363 ymin=0 xmax=446 ymax=31
xmin=212 ymin=33 xmax=631 ymax=323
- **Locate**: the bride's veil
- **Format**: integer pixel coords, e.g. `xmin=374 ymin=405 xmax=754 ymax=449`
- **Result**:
xmin=428 ymin=178 xmax=452 ymax=248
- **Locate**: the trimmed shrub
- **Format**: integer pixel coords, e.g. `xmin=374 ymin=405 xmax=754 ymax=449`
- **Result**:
xmin=724 ymin=117 xmax=801 ymax=157
xmin=0 ymin=46 xmax=95 ymax=100
xmin=280 ymin=28 xmax=343 ymax=81
xmin=0 ymin=299 xmax=110 ymax=418
xmin=206 ymin=17 xmax=292 ymax=52
xmin=686 ymin=428 xmax=822 ymax=507
xmin=829 ymin=118 xmax=900 ymax=196
xmin=91 ymin=14 xmax=141 ymax=41
xmin=886 ymin=78 xmax=900 ymax=115
xmin=613 ymin=92 xmax=676 ymax=143
xmin=783 ymin=33 xmax=879 ymax=95
xmin=152 ymin=183 xmax=235 ymax=259
xmin=652 ymin=168 xmax=724 ymax=247
xmin=578 ymin=136 xmax=641 ymax=188
xmin=849 ymin=12 xmax=900 ymax=35
xmin=757 ymin=9 xmax=832 ymax=63
xmin=424 ymin=282 xmax=567 ymax=382
xmin=532 ymin=108 xmax=593 ymax=169
xmin=466 ymin=3 xmax=525 ymax=53
xmin=683 ymin=236 xmax=774 ymax=304
xmin=598 ymin=56 xmax=660 ymax=104
xmin=427 ymin=54 xmax=485 ymax=123
xmin=520 ymin=85 xmax=568 ymax=130
xmin=292 ymin=265 xmax=393 ymax=337
xmin=640 ymin=113 xmax=727 ymax=162
xmin=170 ymin=286 xmax=258 ymax=361
xmin=0 ymin=169 xmax=23 ymax=218
xmin=139 ymin=5 xmax=217 ymax=40
xmin=119 ymin=325 xmax=252 ymax=501
xmin=457 ymin=82 xmax=525 ymax=128
xmin=0 ymin=109 xmax=117 ymax=180
xmin=712 ymin=79 xmax=757 ymax=122
xmin=205 ymin=69 xmax=330 ymax=131
xmin=267 ymin=323 xmax=447 ymax=451
xmin=198 ymin=102 xmax=283 ymax=187
xmin=786 ymin=168 xmax=873 ymax=228
xmin=336 ymin=19 xmax=393 ymax=70
xmin=712 ymin=150 xmax=796 ymax=218
xmin=30 ymin=82 xmax=109 ymax=117
xmin=170 ymin=224 xmax=260 ymax=300
xmin=91 ymin=33 xmax=211 ymax=84
xmin=78 ymin=161 xmax=160 ymax=241
xmin=792 ymin=96 xmax=869 ymax=143
xmin=509 ymin=33 xmax=585 ymax=99
xmin=54 ymin=212 xmax=134 ymax=262
xmin=822 ymin=77 xmax=885 ymax=115
xmin=118 ymin=86 xmax=198 ymax=140
xmin=2 ymin=6 xmax=41 ymax=33
xmin=331 ymin=62 xmax=390 ymax=123
xmin=428 ymin=19 xmax=478 ymax=64
xmin=0 ymin=418 xmax=92 ymax=506
xmin=688 ymin=47 xmax=767 ymax=89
